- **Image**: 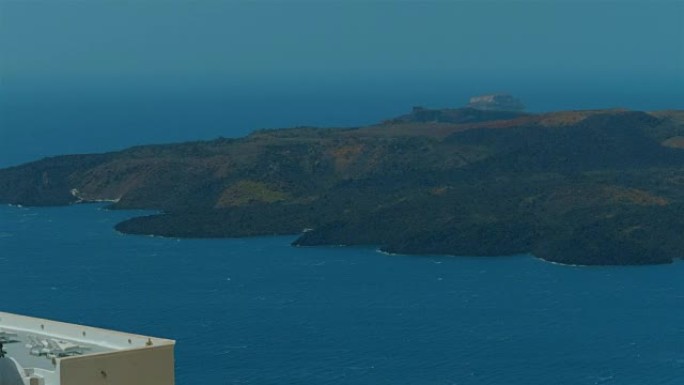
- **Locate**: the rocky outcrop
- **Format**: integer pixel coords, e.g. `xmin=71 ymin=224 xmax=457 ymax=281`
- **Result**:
xmin=467 ymin=93 xmax=525 ymax=112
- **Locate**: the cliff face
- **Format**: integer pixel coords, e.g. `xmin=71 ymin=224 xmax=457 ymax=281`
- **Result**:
xmin=2 ymin=108 xmax=684 ymax=266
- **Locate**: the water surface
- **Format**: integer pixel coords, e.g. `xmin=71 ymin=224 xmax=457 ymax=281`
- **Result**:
xmin=1 ymin=204 xmax=683 ymax=384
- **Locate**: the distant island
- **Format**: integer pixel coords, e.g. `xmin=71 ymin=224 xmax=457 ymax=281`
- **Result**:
xmin=2 ymin=97 xmax=684 ymax=266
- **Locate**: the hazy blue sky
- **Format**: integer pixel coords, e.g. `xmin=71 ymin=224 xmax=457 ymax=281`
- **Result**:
xmin=2 ymin=0 xmax=682 ymax=87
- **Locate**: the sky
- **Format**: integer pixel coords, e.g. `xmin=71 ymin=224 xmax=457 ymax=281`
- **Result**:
xmin=0 ymin=0 xmax=683 ymax=165
xmin=2 ymin=0 xmax=682 ymax=87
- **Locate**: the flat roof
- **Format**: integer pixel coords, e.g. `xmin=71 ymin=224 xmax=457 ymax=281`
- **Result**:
xmin=1 ymin=328 xmax=112 ymax=371
xmin=0 ymin=311 xmax=174 ymax=371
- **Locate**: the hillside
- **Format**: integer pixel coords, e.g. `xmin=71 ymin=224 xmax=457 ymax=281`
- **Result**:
xmin=2 ymin=107 xmax=684 ymax=265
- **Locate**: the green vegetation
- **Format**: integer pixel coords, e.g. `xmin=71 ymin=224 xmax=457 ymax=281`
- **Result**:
xmin=2 ymin=107 xmax=684 ymax=265
xmin=215 ymin=180 xmax=291 ymax=207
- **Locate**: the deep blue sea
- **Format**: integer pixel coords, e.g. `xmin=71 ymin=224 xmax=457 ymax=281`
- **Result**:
xmin=2 ymin=203 xmax=684 ymax=385
xmin=1 ymin=83 xmax=683 ymax=383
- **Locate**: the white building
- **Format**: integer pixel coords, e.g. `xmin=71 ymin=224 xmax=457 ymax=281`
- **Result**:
xmin=0 ymin=312 xmax=175 ymax=385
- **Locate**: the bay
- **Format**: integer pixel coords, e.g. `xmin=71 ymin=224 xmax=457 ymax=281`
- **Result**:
xmin=1 ymin=203 xmax=683 ymax=384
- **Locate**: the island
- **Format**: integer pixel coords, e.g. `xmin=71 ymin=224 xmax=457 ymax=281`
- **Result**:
xmin=2 ymin=104 xmax=684 ymax=266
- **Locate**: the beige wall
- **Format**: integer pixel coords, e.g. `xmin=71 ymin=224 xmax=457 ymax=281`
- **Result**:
xmin=59 ymin=345 xmax=175 ymax=385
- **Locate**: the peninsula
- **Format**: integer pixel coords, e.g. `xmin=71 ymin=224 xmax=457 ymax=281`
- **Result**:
xmin=2 ymin=105 xmax=684 ymax=266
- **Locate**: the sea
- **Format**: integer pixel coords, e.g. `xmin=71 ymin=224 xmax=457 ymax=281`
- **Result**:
xmin=1 ymin=203 xmax=684 ymax=385
xmin=1 ymin=83 xmax=684 ymax=384
xmin=1 ymin=79 xmax=683 ymax=168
